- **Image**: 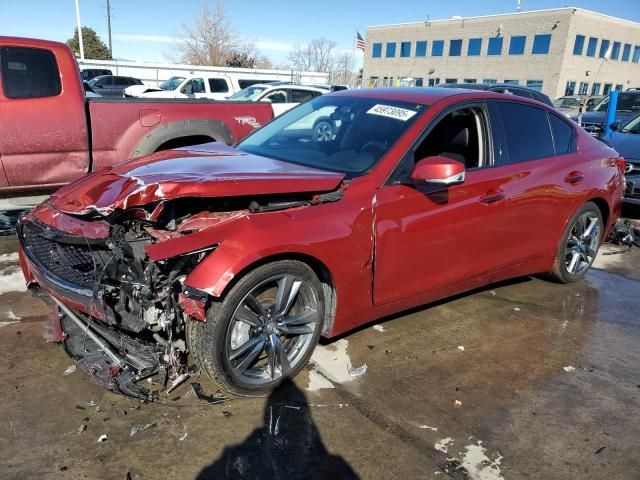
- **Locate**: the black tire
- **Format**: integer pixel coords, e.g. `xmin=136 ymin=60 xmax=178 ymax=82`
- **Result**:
xmin=189 ymin=260 xmax=324 ymax=396
xmin=312 ymin=119 xmax=334 ymax=142
xmin=549 ymin=201 xmax=603 ymax=283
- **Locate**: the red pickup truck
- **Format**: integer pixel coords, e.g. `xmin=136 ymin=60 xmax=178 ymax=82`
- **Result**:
xmin=0 ymin=37 xmax=275 ymax=193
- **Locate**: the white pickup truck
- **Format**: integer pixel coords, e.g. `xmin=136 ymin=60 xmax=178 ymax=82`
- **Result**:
xmin=124 ymin=74 xmax=261 ymax=100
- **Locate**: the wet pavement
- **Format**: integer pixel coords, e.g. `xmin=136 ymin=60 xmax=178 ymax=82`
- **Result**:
xmin=1 ymin=218 xmax=639 ymax=479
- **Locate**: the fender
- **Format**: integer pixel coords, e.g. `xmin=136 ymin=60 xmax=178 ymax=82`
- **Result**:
xmin=131 ymin=119 xmax=233 ymax=157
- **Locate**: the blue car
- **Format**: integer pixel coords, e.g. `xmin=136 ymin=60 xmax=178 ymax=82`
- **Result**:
xmin=603 ymin=114 xmax=640 ymax=207
xmin=574 ymin=91 xmax=640 ymax=138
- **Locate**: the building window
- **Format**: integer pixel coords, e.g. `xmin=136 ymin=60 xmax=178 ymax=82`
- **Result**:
xmin=415 ymin=41 xmax=427 ymax=57
xmin=483 ymin=78 xmax=497 ymax=84
xmin=400 ymin=42 xmax=411 ymax=57
xmin=611 ymin=42 xmax=621 ymax=60
xmin=633 ymin=46 xmax=640 ymax=63
xmin=372 ymin=43 xmax=382 ymax=58
xmin=468 ymin=38 xmax=482 ymax=56
xmin=526 ymin=80 xmax=543 ymax=91
xmin=586 ymin=37 xmax=598 ymax=57
xmin=504 ymin=79 xmax=519 ymax=85
xmin=622 ymin=44 xmax=631 ymax=62
xmin=509 ymin=36 xmax=526 ymax=55
xmin=615 ymin=84 xmax=623 ymax=92
xmin=444 ymin=78 xmax=458 ymax=84
xmin=386 ymin=42 xmax=396 ymax=57
xmin=428 ymin=78 xmax=440 ymax=86
xmin=573 ymin=35 xmax=585 ymax=55
xmin=603 ymin=83 xmax=612 ymax=95
xmin=463 ymin=78 xmax=477 ymax=83
xmin=532 ymin=34 xmax=551 ymax=54
xmin=565 ymin=81 xmax=576 ymax=96
xmin=599 ymin=40 xmax=610 ymax=58
xmin=487 ymin=37 xmax=503 ymax=55
xmin=432 ymin=40 xmax=444 ymax=56
xmin=578 ymin=82 xmax=589 ymax=95
xmin=449 ymin=39 xmax=462 ymax=56
xmin=415 ymin=78 xmax=423 ymax=87
xmin=591 ymin=83 xmax=601 ymax=95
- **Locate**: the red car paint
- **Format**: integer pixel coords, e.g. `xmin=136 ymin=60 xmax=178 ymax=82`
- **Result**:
xmin=19 ymin=88 xmax=624 ymax=341
xmin=0 ymin=37 xmax=274 ymax=193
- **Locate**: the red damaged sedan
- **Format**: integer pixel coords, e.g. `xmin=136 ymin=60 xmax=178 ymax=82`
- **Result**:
xmin=18 ymin=88 xmax=625 ymax=398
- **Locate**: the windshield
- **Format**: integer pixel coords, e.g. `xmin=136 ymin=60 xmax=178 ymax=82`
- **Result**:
xmin=87 ymin=76 xmax=103 ymax=87
xmin=228 ymin=86 xmax=268 ymax=100
xmin=593 ymin=93 xmax=640 ymax=113
xmin=621 ymin=115 xmax=640 ymax=134
xmin=237 ymin=95 xmax=426 ymax=176
xmin=159 ymin=76 xmax=186 ymax=91
xmin=554 ymin=97 xmax=580 ymax=108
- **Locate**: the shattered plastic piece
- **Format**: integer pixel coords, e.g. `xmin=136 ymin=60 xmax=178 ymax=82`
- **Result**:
xmin=457 ymin=346 xmax=465 ymax=351
xmin=348 ymin=363 xmax=368 ymax=377
xmin=87 ymin=400 xmax=97 ymax=406
xmin=179 ymin=432 xmax=188 ymax=442
xmin=78 ymin=424 xmax=87 ymax=434
xmin=130 ymin=423 xmax=155 ymax=437
xmin=453 ymin=399 xmax=463 ymax=407
xmin=489 ymin=290 xmax=496 ymax=296
xmin=190 ymin=382 xmax=227 ymax=404
xmin=513 ymin=307 xmax=521 ymax=312
xmin=166 ymin=372 xmax=190 ymax=394
xmin=97 ymin=434 xmax=108 ymax=443
xmin=563 ymin=366 xmax=576 ymax=372
xmin=419 ymin=425 xmax=438 ymax=431
xmin=372 ymin=325 xmax=386 ymax=333
xmin=63 ymin=364 xmax=77 ymax=376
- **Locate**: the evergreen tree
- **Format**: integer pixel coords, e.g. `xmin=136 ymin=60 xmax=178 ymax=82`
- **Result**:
xmin=66 ymin=27 xmax=112 ymax=60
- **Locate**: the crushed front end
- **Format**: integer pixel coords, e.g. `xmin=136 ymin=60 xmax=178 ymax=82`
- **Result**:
xmin=17 ymin=202 xmax=208 ymax=400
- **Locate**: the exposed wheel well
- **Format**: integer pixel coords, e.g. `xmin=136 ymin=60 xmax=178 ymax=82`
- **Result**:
xmin=588 ymin=197 xmax=610 ymax=231
xmin=217 ymin=253 xmax=337 ymax=336
xmin=155 ymin=135 xmax=215 ymax=152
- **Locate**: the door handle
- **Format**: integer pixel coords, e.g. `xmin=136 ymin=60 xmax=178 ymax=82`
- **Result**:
xmin=564 ymin=171 xmax=584 ymax=184
xmin=480 ymin=190 xmax=505 ymax=204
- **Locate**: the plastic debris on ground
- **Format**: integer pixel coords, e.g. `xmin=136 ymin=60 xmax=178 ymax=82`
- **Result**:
xmin=189 ymin=382 xmax=227 ymax=404
xmin=97 ymin=434 xmax=108 ymax=443
xmin=563 ymin=366 xmax=576 ymax=372
xmin=348 ymin=363 xmax=368 ymax=378
xmin=63 ymin=365 xmax=77 ymax=376
xmin=372 ymin=325 xmax=386 ymax=333
xmin=166 ymin=372 xmax=190 ymax=394
xmin=457 ymin=346 xmax=465 ymax=351
xmin=179 ymin=432 xmax=188 ymax=442
xmin=78 ymin=424 xmax=87 ymax=434
xmin=453 ymin=400 xmax=463 ymax=407
xmin=513 ymin=307 xmax=521 ymax=312
xmin=130 ymin=423 xmax=156 ymax=437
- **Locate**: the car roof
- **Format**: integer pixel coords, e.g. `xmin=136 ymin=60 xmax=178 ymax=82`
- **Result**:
xmin=253 ymin=84 xmax=328 ymax=91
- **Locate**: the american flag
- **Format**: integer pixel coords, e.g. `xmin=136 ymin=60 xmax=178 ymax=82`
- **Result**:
xmin=355 ymin=31 xmax=366 ymax=51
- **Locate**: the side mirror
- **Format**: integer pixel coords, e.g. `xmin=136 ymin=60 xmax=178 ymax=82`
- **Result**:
xmin=410 ymin=156 xmax=466 ymax=186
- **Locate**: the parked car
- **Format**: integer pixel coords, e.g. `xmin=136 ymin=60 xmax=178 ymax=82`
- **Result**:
xmin=438 ymin=83 xmax=554 ymax=107
xmin=574 ymin=91 xmax=640 ymax=137
xmin=228 ymin=83 xmax=329 ymax=116
xmin=18 ymin=87 xmax=625 ymax=399
xmin=0 ymin=37 xmax=278 ymax=194
xmin=87 ymin=75 xmax=144 ymax=97
xmin=601 ymin=113 xmax=640 ymax=206
xmin=80 ymin=68 xmax=112 ymax=81
xmin=553 ymin=95 xmax=604 ymax=117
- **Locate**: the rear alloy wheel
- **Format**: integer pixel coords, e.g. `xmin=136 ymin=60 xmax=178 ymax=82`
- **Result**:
xmin=190 ymin=261 xmax=324 ymax=396
xmin=550 ymin=201 xmax=603 ymax=283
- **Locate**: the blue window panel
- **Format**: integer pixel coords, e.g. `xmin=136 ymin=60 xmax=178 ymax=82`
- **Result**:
xmin=415 ymin=78 xmax=423 ymax=87
xmin=432 ymin=40 xmax=444 ymax=56
xmin=599 ymin=39 xmax=610 ymax=58
xmin=487 ymin=37 xmax=503 ymax=55
xmin=633 ymin=46 xmax=640 ymax=63
xmin=400 ymin=41 xmax=411 ymax=57
xmin=372 ymin=43 xmax=382 ymax=58
xmin=573 ymin=35 xmax=585 ymax=55
xmin=532 ymin=34 xmax=551 ymax=54
xmin=386 ymin=42 xmax=396 ymax=57
xmin=509 ymin=36 xmax=526 ymax=55
xmin=622 ymin=44 xmax=631 ymax=61
xmin=449 ymin=39 xmax=462 ymax=56
xmin=415 ymin=41 xmax=427 ymax=57
xmin=611 ymin=41 xmax=621 ymax=60
xmin=483 ymin=78 xmax=497 ymax=84
xmin=467 ymin=38 xmax=482 ymax=56
xmin=526 ymin=80 xmax=543 ymax=91
xmin=586 ymin=37 xmax=598 ymax=57
xmin=504 ymin=79 xmax=519 ymax=85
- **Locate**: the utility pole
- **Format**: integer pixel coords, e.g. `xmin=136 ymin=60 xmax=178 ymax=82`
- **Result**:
xmin=106 ymin=0 xmax=113 ymax=57
xmin=74 ymin=0 xmax=84 ymax=60
xmin=516 ymin=0 xmax=522 ymax=12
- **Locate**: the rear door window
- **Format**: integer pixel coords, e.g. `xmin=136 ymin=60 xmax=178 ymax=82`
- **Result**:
xmin=548 ymin=113 xmax=576 ymax=154
xmin=491 ymin=101 xmax=554 ymax=164
xmin=0 ymin=46 xmax=61 ymax=99
xmin=290 ymin=89 xmax=315 ymax=103
xmin=208 ymin=78 xmax=229 ymax=93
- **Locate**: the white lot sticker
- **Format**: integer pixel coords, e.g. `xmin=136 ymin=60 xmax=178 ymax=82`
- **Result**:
xmin=367 ymin=104 xmax=417 ymax=121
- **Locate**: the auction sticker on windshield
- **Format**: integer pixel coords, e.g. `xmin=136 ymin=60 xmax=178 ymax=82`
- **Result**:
xmin=367 ymin=104 xmax=417 ymax=121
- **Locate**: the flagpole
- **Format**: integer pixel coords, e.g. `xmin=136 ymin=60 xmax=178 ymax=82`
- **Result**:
xmin=74 ymin=0 xmax=85 ymax=60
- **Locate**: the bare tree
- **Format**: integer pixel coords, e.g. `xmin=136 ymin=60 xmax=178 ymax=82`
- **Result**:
xmin=331 ymin=51 xmax=355 ymax=85
xmin=175 ymin=2 xmax=239 ymax=66
xmin=288 ymin=38 xmax=337 ymax=72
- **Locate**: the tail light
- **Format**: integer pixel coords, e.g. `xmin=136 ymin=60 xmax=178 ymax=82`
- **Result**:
xmin=616 ymin=156 xmax=626 ymax=174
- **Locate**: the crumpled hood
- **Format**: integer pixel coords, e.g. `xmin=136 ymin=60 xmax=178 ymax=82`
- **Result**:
xmin=49 ymin=143 xmax=345 ymax=216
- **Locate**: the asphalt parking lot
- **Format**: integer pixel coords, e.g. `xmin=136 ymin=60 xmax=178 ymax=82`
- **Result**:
xmin=1 ymin=216 xmax=639 ymax=480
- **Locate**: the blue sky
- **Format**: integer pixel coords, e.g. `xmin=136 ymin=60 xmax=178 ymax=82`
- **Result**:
xmin=1 ymin=0 xmax=639 ymax=64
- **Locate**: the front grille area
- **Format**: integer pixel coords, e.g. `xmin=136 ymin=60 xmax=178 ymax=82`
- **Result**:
xmin=20 ymin=222 xmax=106 ymax=291
xmin=580 ymin=122 xmax=603 ymax=136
